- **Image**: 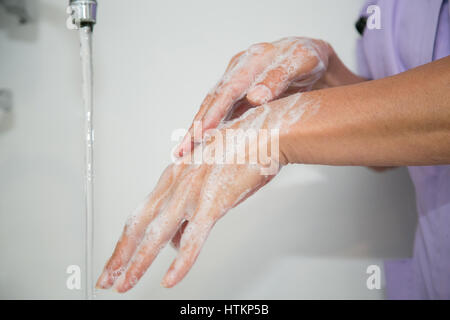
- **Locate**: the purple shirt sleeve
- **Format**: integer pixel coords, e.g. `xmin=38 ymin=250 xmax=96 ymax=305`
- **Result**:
xmin=356 ymin=0 xmax=450 ymax=299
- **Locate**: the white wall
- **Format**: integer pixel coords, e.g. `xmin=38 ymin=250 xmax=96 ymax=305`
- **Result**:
xmin=0 ymin=0 xmax=417 ymax=299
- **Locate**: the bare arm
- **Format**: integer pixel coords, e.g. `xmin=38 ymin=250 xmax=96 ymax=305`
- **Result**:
xmin=279 ymin=56 xmax=450 ymax=166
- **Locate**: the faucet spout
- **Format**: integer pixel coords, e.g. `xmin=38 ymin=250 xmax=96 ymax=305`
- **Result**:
xmin=68 ymin=0 xmax=97 ymax=29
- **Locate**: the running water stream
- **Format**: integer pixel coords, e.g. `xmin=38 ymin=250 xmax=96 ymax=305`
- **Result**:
xmin=79 ymin=25 xmax=94 ymax=300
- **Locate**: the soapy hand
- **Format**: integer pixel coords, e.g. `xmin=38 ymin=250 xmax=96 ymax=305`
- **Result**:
xmin=175 ymin=37 xmax=331 ymax=157
xmin=96 ymin=92 xmax=319 ymax=292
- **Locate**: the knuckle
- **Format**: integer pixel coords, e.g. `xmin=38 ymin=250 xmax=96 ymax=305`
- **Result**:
xmin=248 ymin=42 xmax=273 ymax=54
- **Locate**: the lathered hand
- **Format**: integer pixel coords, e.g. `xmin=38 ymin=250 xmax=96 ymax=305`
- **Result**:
xmin=96 ymin=92 xmax=320 ymax=292
xmin=175 ymin=37 xmax=331 ymax=157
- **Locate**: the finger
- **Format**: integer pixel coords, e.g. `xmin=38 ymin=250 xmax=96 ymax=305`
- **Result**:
xmin=161 ymin=163 xmax=271 ymax=288
xmin=174 ymin=93 xmax=215 ymax=158
xmin=247 ymin=65 xmax=289 ymax=104
xmin=113 ymin=166 xmax=206 ymax=293
xmin=176 ymin=43 xmax=275 ymax=157
xmin=161 ymin=214 xmax=216 ymax=288
xmin=174 ymin=52 xmax=246 ymax=158
xmin=201 ymin=43 xmax=275 ymax=128
xmin=225 ymin=51 xmax=246 ymax=72
xmin=96 ymin=164 xmax=184 ymax=289
xmin=247 ymin=41 xmax=321 ymax=105
xmin=161 ymin=165 xmax=226 ymax=288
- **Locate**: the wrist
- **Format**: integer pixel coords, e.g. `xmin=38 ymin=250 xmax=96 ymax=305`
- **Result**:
xmin=321 ymin=45 xmax=367 ymax=87
xmin=273 ymin=91 xmax=323 ymax=165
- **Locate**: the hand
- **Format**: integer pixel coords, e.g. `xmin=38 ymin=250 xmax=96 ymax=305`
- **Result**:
xmin=96 ymin=92 xmax=318 ymax=292
xmin=175 ymin=37 xmax=332 ymax=157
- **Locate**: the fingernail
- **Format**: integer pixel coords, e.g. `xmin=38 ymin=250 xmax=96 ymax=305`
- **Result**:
xmin=247 ymin=85 xmax=272 ymax=104
xmin=174 ymin=141 xmax=185 ymax=158
xmin=178 ymin=135 xmax=193 ymax=157
xmin=160 ymin=278 xmax=173 ymax=288
xmin=160 ymin=279 xmax=169 ymax=288
xmin=96 ymin=271 xmax=112 ymax=289
xmin=173 ymin=144 xmax=183 ymax=158
xmin=113 ymin=277 xmax=129 ymax=293
xmin=161 ymin=272 xmax=175 ymax=288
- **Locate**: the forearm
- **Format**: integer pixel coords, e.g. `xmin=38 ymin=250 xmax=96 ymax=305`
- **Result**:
xmin=280 ymin=56 xmax=450 ymax=166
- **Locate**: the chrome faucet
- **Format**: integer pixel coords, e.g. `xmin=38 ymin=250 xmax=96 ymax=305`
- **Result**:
xmin=67 ymin=0 xmax=97 ymax=30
